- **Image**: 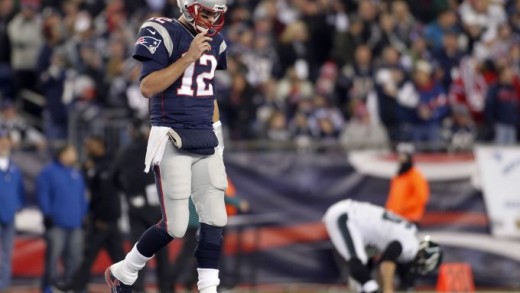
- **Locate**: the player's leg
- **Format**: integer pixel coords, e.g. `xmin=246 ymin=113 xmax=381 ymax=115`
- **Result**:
xmin=41 ymin=227 xmax=66 ymax=292
xmin=154 ymin=244 xmax=171 ymax=293
xmin=323 ymin=213 xmax=378 ymax=293
xmin=170 ymin=226 xmax=198 ymax=290
xmin=107 ymin=142 xmax=192 ymax=288
xmin=128 ymin=216 xmax=148 ymax=293
xmin=61 ymin=223 xmax=108 ymax=290
xmin=191 ymin=153 xmax=228 ymax=293
xmin=0 ymin=223 xmax=16 ymax=290
xmin=62 ymin=228 xmax=83 ymax=283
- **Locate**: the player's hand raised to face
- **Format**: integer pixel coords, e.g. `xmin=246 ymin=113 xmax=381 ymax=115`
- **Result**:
xmin=185 ymin=32 xmax=212 ymax=63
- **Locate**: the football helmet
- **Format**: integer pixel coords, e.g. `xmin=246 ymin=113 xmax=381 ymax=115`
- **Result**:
xmin=177 ymin=0 xmax=227 ymax=36
xmin=413 ymin=236 xmax=443 ymax=276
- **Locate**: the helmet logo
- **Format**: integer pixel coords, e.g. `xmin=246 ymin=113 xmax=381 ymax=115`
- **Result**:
xmin=136 ymin=36 xmax=162 ymax=54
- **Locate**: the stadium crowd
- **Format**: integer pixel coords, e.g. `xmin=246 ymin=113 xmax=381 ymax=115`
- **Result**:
xmin=0 ymin=0 xmax=518 ymax=292
xmin=0 ymin=0 xmax=518 ymax=153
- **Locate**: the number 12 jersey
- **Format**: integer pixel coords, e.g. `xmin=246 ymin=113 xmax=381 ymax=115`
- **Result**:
xmin=132 ymin=17 xmax=227 ymax=130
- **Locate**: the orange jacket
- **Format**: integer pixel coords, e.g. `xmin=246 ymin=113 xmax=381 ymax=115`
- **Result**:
xmin=385 ymin=166 xmax=429 ymax=222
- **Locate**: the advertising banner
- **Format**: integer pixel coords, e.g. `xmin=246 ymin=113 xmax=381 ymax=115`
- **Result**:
xmin=475 ymin=146 xmax=520 ymax=239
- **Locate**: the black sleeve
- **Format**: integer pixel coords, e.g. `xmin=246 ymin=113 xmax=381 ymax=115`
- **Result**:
xmin=380 ymin=240 xmax=403 ymax=262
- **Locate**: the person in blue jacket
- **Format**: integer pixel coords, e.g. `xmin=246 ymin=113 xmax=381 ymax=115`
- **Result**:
xmin=36 ymin=144 xmax=87 ymax=293
xmin=0 ymin=130 xmax=25 ymax=291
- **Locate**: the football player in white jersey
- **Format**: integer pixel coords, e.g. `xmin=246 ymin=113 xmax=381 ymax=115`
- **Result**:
xmin=322 ymin=199 xmax=442 ymax=293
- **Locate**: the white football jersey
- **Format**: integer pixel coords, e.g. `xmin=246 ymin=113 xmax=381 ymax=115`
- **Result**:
xmin=323 ymin=199 xmax=419 ymax=263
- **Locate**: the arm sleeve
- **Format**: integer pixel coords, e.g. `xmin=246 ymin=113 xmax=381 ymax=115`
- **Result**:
xmin=132 ymin=20 xmax=172 ymax=79
xmin=17 ymin=170 xmax=25 ymax=209
xmin=380 ymin=240 xmax=403 ymax=262
xmin=140 ymin=59 xmax=167 ymax=80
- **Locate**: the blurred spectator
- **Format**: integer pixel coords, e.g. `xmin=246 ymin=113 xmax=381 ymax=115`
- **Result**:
xmin=76 ymin=41 xmax=106 ymax=96
xmin=276 ymin=21 xmax=312 ymax=80
xmin=374 ymin=46 xmax=414 ymax=143
xmin=308 ymin=94 xmax=345 ymax=143
xmin=289 ymin=110 xmax=313 ymax=148
xmin=459 ymin=0 xmax=507 ymax=52
xmin=443 ymin=104 xmax=476 ymax=152
xmin=432 ymin=30 xmax=465 ymax=90
xmin=402 ymin=35 xmax=433 ymax=72
xmin=510 ymin=2 xmax=520 ymax=34
xmin=411 ymin=60 xmax=449 ymax=151
xmin=0 ymin=100 xmax=46 ymax=151
xmin=511 ymin=42 xmax=520 ymax=73
xmin=242 ymin=34 xmax=278 ymax=86
xmin=391 ymin=0 xmax=419 ymax=47
xmin=315 ymin=62 xmax=339 ymax=99
xmin=68 ymin=75 xmax=103 ymax=145
xmin=54 ymin=136 xmax=125 ymax=292
xmin=36 ymin=144 xmax=87 ymax=293
xmin=226 ymin=74 xmax=258 ymax=140
xmin=423 ymin=9 xmax=460 ymax=51
xmin=0 ymin=0 xmax=15 ymax=101
xmin=37 ymin=6 xmax=73 ymax=143
xmin=406 ymin=0 xmax=452 ymax=24
xmin=475 ymin=23 xmax=517 ymax=63
xmin=107 ymin=59 xmax=148 ymax=118
xmin=386 ymin=143 xmax=429 ymax=224
xmin=336 ymin=45 xmax=374 ymax=119
xmin=265 ymin=110 xmax=290 ymax=142
xmin=104 ymin=37 xmax=128 ymax=87
xmin=449 ymin=56 xmax=488 ymax=138
xmin=0 ymin=130 xmax=25 ymax=292
xmin=110 ymin=120 xmax=170 ymax=293
xmin=60 ymin=0 xmax=80 ymax=36
xmin=7 ymin=0 xmax=43 ymax=95
xmin=38 ymin=47 xmax=71 ymax=143
xmin=372 ymin=12 xmax=407 ymax=58
xmin=37 ymin=6 xmax=64 ymax=74
xmin=357 ymin=0 xmax=382 ymax=48
xmin=299 ymin=0 xmax=335 ymax=81
xmin=255 ymin=78 xmax=286 ymax=135
xmin=276 ymin=66 xmax=314 ymax=118
xmin=485 ymin=64 xmax=519 ymax=145
xmin=384 ymin=143 xmax=430 ymax=290
xmin=332 ymin=15 xmax=367 ymax=68
xmin=340 ymin=97 xmax=388 ymax=149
